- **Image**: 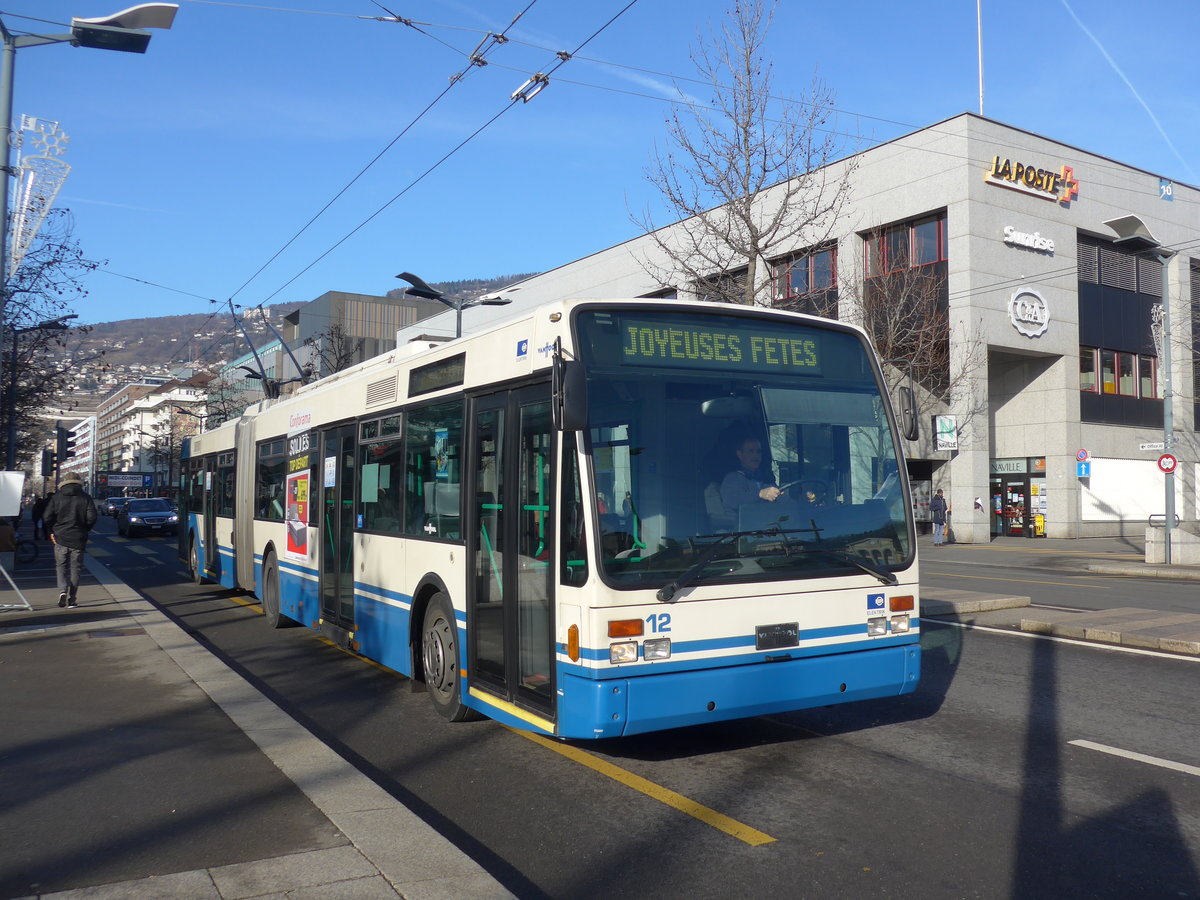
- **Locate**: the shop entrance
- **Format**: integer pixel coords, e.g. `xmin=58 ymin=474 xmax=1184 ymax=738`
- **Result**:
xmin=989 ymin=458 xmax=1047 ymax=538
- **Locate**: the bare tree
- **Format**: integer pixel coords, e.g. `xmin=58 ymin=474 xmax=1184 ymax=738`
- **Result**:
xmin=634 ymin=0 xmax=856 ymax=305
xmin=1 ymin=210 xmax=101 ymax=469
xmin=303 ymin=323 xmax=363 ymax=378
xmin=200 ymin=372 xmax=250 ymax=428
xmin=840 ymin=257 xmax=987 ymax=451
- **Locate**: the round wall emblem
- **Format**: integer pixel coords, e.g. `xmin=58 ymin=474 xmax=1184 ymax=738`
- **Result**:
xmin=1009 ymin=289 xmax=1050 ymax=338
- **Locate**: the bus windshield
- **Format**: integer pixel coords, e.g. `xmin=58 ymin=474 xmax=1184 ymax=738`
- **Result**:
xmin=575 ymin=308 xmax=912 ymax=590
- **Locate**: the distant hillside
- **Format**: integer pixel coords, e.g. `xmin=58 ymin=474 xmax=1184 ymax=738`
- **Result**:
xmin=72 ymin=273 xmax=539 ymax=375
xmin=80 ymin=303 xmax=301 ymax=371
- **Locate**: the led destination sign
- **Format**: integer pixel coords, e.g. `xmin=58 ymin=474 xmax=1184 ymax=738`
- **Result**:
xmin=618 ymin=317 xmax=821 ymax=374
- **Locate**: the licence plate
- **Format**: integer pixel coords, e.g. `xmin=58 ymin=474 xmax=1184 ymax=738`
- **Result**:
xmin=756 ymin=622 xmax=799 ymax=650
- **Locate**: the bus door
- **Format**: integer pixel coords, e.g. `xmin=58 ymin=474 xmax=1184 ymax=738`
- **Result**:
xmin=467 ymin=386 xmax=555 ymax=719
xmin=202 ymin=456 xmax=218 ymax=578
xmin=320 ymin=423 xmax=357 ymax=630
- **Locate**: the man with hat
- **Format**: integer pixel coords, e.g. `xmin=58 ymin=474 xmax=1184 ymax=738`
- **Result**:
xmin=42 ymin=475 xmax=98 ymax=608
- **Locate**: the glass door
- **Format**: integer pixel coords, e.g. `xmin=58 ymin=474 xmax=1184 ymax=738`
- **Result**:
xmin=467 ymin=385 xmax=555 ymax=718
xmin=320 ymin=423 xmax=357 ymax=627
xmin=1004 ymin=477 xmax=1028 ymax=537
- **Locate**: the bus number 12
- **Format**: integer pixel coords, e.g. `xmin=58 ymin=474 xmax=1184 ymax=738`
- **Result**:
xmin=646 ymin=612 xmax=672 ymax=633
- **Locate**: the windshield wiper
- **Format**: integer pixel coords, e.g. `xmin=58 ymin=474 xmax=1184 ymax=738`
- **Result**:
xmin=796 ymin=548 xmax=898 ymax=586
xmin=656 ymin=528 xmax=787 ymax=602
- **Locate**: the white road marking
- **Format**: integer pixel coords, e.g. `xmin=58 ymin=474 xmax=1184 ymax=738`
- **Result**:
xmin=1069 ymin=740 xmax=1200 ymax=778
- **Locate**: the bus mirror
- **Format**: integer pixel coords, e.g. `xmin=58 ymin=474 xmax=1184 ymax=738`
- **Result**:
xmin=554 ymin=359 xmax=588 ymax=431
xmin=898 ymin=386 xmax=918 ymax=441
xmin=552 ymin=337 xmax=588 ymax=431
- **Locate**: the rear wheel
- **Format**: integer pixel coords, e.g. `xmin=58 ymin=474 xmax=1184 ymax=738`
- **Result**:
xmin=421 ymin=593 xmax=478 ymax=721
xmin=262 ymin=553 xmax=293 ymax=628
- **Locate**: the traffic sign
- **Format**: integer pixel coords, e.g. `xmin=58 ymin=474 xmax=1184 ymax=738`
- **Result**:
xmin=1076 ymin=449 xmax=1089 ymax=461
xmin=1140 ymin=442 xmax=1165 ymax=451
xmin=1158 ymin=454 xmax=1178 ymax=474
xmin=1076 ymin=461 xmax=1091 ymax=478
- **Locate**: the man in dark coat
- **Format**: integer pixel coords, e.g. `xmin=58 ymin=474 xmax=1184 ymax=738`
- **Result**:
xmin=42 ymin=475 xmax=98 ymax=608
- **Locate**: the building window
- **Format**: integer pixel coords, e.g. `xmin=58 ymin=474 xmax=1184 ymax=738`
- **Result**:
xmin=1080 ymin=346 xmax=1157 ymax=399
xmin=865 ymin=211 xmax=947 ymax=277
xmin=1079 ymin=347 xmax=1097 ymax=392
xmin=774 ymin=245 xmax=837 ymax=301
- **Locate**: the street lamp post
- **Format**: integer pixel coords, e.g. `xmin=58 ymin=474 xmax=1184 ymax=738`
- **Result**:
xmin=0 ymin=5 xmax=177 ymax=470
xmin=5 ymin=314 xmax=76 ymax=469
xmin=395 ymin=272 xmax=513 ymax=338
xmin=1104 ymin=215 xmax=1177 ymax=564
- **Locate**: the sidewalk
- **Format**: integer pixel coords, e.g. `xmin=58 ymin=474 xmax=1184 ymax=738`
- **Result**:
xmin=919 ymin=533 xmax=1200 ymax=657
xmin=0 ymin=550 xmax=514 ymax=900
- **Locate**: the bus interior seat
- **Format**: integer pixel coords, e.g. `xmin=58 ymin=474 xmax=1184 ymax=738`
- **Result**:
xmin=424 ymin=482 xmax=461 ymax=539
xmin=704 ymin=482 xmax=734 ymax=531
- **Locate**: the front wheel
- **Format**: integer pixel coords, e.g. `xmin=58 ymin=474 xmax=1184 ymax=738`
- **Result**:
xmin=421 ymin=593 xmax=479 ymax=722
xmin=189 ymin=538 xmax=206 ymax=585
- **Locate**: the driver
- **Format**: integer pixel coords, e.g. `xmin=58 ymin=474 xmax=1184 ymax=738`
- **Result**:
xmin=719 ymin=437 xmax=783 ymax=519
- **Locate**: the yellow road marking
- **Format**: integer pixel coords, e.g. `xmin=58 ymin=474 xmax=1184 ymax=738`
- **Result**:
xmin=508 ymin=726 xmax=776 ymax=846
xmin=926 ymin=570 xmax=1111 ymax=589
xmin=229 ymin=593 xmax=263 ymax=613
xmin=215 ymin=593 xmax=771 ymax=844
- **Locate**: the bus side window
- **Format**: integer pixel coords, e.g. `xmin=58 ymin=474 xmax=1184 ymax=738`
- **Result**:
xmin=560 ymin=431 xmax=588 ymax=585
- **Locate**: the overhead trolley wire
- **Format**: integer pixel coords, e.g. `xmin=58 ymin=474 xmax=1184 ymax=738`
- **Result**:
xmin=253 ymin=0 xmax=643 ymax=306
xmin=225 ymin=0 xmax=540 ymax=305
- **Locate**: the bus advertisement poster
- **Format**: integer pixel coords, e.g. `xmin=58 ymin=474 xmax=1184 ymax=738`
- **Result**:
xmin=435 ymin=428 xmax=450 ymax=481
xmin=286 ymin=430 xmax=313 ymax=560
xmin=285 ymin=470 xmax=309 ymax=559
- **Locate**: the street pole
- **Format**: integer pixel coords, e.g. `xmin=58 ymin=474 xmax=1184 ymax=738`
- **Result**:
xmin=0 ymin=7 xmax=176 ymax=470
xmin=1158 ymin=250 xmax=1174 ymax=564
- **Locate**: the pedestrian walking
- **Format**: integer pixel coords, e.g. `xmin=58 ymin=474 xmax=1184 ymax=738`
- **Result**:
xmin=41 ymin=475 xmax=97 ymax=608
xmin=31 ymin=494 xmax=47 ymax=540
xmin=930 ymin=488 xmax=949 ymax=547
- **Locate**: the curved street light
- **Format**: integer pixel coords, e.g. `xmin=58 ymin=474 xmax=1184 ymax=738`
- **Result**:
xmin=395 ymin=272 xmax=513 ymax=339
xmin=0 ymin=6 xmax=177 ymax=471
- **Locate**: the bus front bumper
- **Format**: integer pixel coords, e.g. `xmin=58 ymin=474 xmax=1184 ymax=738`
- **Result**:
xmin=556 ymin=642 xmax=921 ymax=739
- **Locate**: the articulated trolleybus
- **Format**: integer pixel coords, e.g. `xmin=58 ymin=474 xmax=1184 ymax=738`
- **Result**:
xmin=181 ymin=299 xmax=920 ymax=739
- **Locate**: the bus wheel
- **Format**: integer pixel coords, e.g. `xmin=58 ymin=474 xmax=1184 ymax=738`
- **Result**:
xmin=189 ymin=538 xmax=206 ymax=585
xmin=421 ymin=593 xmax=478 ymax=722
xmin=262 ymin=553 xmax=292 ymax=628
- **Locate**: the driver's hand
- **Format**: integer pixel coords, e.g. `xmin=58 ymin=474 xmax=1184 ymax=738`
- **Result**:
xmin=760 ymin=486 xmax=781 ymax=502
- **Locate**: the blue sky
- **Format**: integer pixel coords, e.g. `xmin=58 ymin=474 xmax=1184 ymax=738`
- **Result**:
xmin=6 ymin=0 xmax=1199 ymax=328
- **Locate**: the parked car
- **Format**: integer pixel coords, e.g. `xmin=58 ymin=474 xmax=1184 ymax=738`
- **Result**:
xmin=117 ymin=497 xmax=179 ymax=538
xmin=103 ymin=497 xmax=129 ymax=517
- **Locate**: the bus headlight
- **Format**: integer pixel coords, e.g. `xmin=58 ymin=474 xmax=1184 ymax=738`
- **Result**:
xmin=890 ymin=614 xmax=911 ymax=633
xmin=643 ymin=638 xmax=671 ymax=660
xmin=609 ymin=641 xmax=638 ymax=664
xmin=867 ymin=616 xmax=887 ymax=636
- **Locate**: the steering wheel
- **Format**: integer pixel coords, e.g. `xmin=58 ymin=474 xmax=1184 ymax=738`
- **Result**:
xmin=782 ymin=479 xmax=831 ymax=505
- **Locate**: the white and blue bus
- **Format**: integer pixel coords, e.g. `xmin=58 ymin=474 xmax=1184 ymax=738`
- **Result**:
xmin=180 ymin=299 xmax=921 ymax=738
